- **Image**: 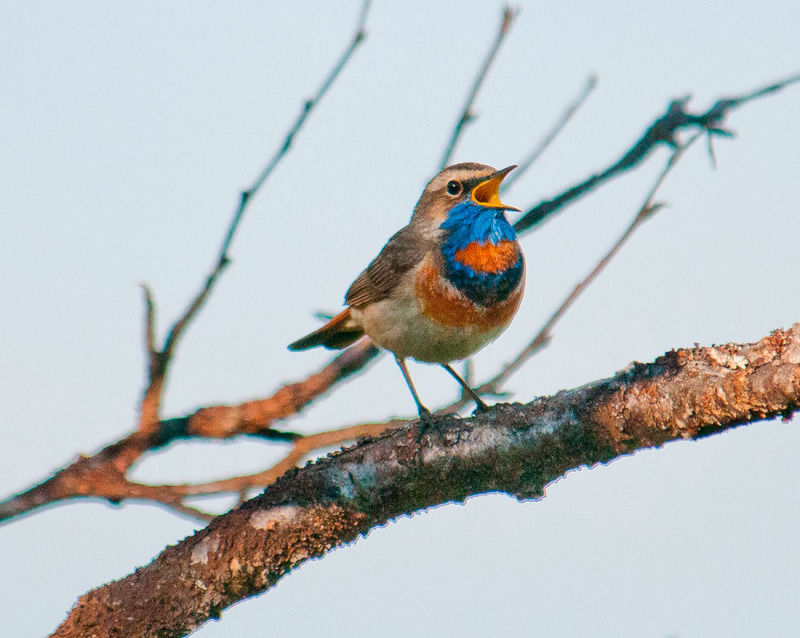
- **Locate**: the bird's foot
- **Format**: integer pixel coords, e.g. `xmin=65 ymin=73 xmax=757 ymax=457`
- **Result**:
xmin=416 ymin=406 xmax=434 ymax=438
xmin=472 ymin=398 xmax=490 ymax=415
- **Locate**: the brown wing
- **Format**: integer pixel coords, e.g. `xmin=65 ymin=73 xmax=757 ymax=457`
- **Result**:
xmin=345 ymin=224 xmax=432 ymax=309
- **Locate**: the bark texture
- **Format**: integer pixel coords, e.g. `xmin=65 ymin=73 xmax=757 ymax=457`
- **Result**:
xmin=53 ymin=324 xmax=800 ymax=637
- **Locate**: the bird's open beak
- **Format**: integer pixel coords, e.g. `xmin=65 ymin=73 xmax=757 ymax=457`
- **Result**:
xmin=471 ymin=165 xmax=520 ymax=211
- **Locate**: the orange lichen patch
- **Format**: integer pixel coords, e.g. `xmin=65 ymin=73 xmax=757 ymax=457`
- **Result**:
xmin=453 ymin=239 xmax=519 ymax=274
xmin=415 ymin=261 xmax=524 ymax=330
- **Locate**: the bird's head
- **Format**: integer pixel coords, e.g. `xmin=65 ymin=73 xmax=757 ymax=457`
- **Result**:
xmin=410 ymin=163 xmax=519 ymax=232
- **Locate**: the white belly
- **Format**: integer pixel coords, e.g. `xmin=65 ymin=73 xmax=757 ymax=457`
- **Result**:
xmin=350 ymin=278 xmax=506 ymax=363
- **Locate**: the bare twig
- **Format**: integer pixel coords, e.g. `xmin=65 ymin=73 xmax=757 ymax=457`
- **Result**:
xmin=182 ymin=420 xmax=399 ymax=496
xmin=162 ymin=0 xmax=372 ymax=356
xmin=139 ymin=284 xmax=163 ymax=430
xmin=141 ymin=284 xmax=156 ymax=357
xmin=476 ymin=134 xmax=702 ymax=397
xmin=0 ymin=340 xmax=379 ymax=525
xmin=513 ymin=72 xmax=800 ymax=234
xmin=242 ymin=0 xmax=371 ymax=200
xmin=501 ymin=74 xmax=598 ymax=193
xmin=0 ymin=417 xmax=396 ymax=527
xmin=133 ymin=0 xmax=371 ymax=434
xmin=438 ymin=5 xmax=517 ymax=169
xmin=158 ymin=501 xmax=216 ymax=524
xmin=53 ymin=324 xmax=800 ymax=637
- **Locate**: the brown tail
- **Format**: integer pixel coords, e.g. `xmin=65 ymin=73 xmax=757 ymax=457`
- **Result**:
xmin=288 ymin=308 xmax=365 ymax=351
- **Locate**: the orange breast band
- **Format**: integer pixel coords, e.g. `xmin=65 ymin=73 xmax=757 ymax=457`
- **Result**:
xmin=416 ymin=261 xmax=524 ymax=330
xmin=453 ymin=239 xmax=519 ymax=274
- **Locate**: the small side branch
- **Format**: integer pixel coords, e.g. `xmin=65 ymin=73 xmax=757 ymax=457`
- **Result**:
xmin=139 ymin=284 xmax=163 ymax=429
xmin=501 ymin=74 xmax=597 ymax=192
xmin=439 ymin=5 xmax=517 ymax=169
xmin=479 ymin=134 xmax=701 ymax=396
xmin=133 ymin=0 xmax=372 ymax=434
xmin=513 ymin=73 xmax=800 ymax=233
xmin=245 ymin=0 xmax=371 ymax=199
xmin=0 ymin=341 xmax=380 ymax=525
xmin=161 ymin=0 xmax=372 ymax=360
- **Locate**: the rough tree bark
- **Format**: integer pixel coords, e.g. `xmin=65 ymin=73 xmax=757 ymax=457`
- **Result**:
xmin=53 ymin=323 xmax=800 ymax=638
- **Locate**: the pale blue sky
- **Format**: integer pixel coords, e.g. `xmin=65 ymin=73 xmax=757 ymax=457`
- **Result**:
xmin=1 ymin=2 xmax=799 ymax=636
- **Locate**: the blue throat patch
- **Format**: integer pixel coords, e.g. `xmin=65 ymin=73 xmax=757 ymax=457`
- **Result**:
xmin=440 ymin=201 xmax=523 ymax=307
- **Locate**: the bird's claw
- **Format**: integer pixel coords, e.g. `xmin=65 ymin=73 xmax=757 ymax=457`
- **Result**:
xmin=472 ymin=400 xmax=490 ymax=415
xmin=416 ymin=407 xmax=434 ymax=439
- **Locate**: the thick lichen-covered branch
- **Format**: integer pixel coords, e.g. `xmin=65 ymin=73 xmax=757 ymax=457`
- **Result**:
xmin=53 ymin=324 xmax=800 ymax=638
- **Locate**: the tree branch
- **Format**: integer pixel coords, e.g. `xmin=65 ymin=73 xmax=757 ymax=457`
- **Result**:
xmin=512 ymin=72 xmax=800 ymax=234
xmin=501 ymin=74 xmax=598 ymax=193
xmin=0 ymin=341 xmax=379 ymax=525
xmin=475 ymin=133 xmax=700 ymax=399
xmin=53 ymin=323 xmax=800 ymax=637
xmin=438 ymin=5 xmax=517 ymax=169
xmin=134 ymin=0 xmax=371 ymax=434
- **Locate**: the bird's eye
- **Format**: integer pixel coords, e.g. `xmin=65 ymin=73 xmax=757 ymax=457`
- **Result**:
xmin=446 ymin=180 xmax=462 ymax=196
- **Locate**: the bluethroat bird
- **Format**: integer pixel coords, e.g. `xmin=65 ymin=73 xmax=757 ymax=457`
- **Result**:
xmin=289 ymin=163 xmax=524 ymax=419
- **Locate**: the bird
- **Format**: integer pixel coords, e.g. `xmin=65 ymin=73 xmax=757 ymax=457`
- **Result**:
xmin=288 ymin=162 xmax=525 ymax=420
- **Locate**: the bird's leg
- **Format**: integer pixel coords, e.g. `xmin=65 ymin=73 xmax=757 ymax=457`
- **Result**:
xmin=441 ymin=363 xmax=489 ymax=412
xmin=394 ymin=356 xmax=432 ymax=421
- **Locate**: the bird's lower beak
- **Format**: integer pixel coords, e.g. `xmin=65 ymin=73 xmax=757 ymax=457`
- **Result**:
xmin=471 ymin=165 xmax=520 ymax=211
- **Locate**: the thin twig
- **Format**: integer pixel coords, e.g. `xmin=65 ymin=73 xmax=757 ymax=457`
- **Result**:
xmin=182 ymin=420 xmax=399 ymax=496
xmin=247 ymin=1 xmax=371 ymax=199
xmin=163 ymin=0 xmax=371 ymax=358
xmin=0 ymin=340 xmax=380 ymax=525
xmin=140 ymin=284 xmax=156 ymax=357
xmin=513 ymin=72 xmax=800 ymax=234
xmin=477 ymin=134 xmax=702 ymax=395
xmin=138 ymin=284 xmax=163 ymax=430
xmin=501 ymin=74 xmax=597 ymax=193
xmin=133 ymin=0 xmax=372 ymax=433
xmin=438 ymin=5 xmax=517 ymax=169
xmin=158 ymin=501 xmax=216 ymax=524
xmin=0 ymin=419 xmax=397 ymax=525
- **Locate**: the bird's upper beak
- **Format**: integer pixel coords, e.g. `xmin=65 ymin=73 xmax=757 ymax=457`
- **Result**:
xmin=471 ymin=165 xmax=520 ymax=211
